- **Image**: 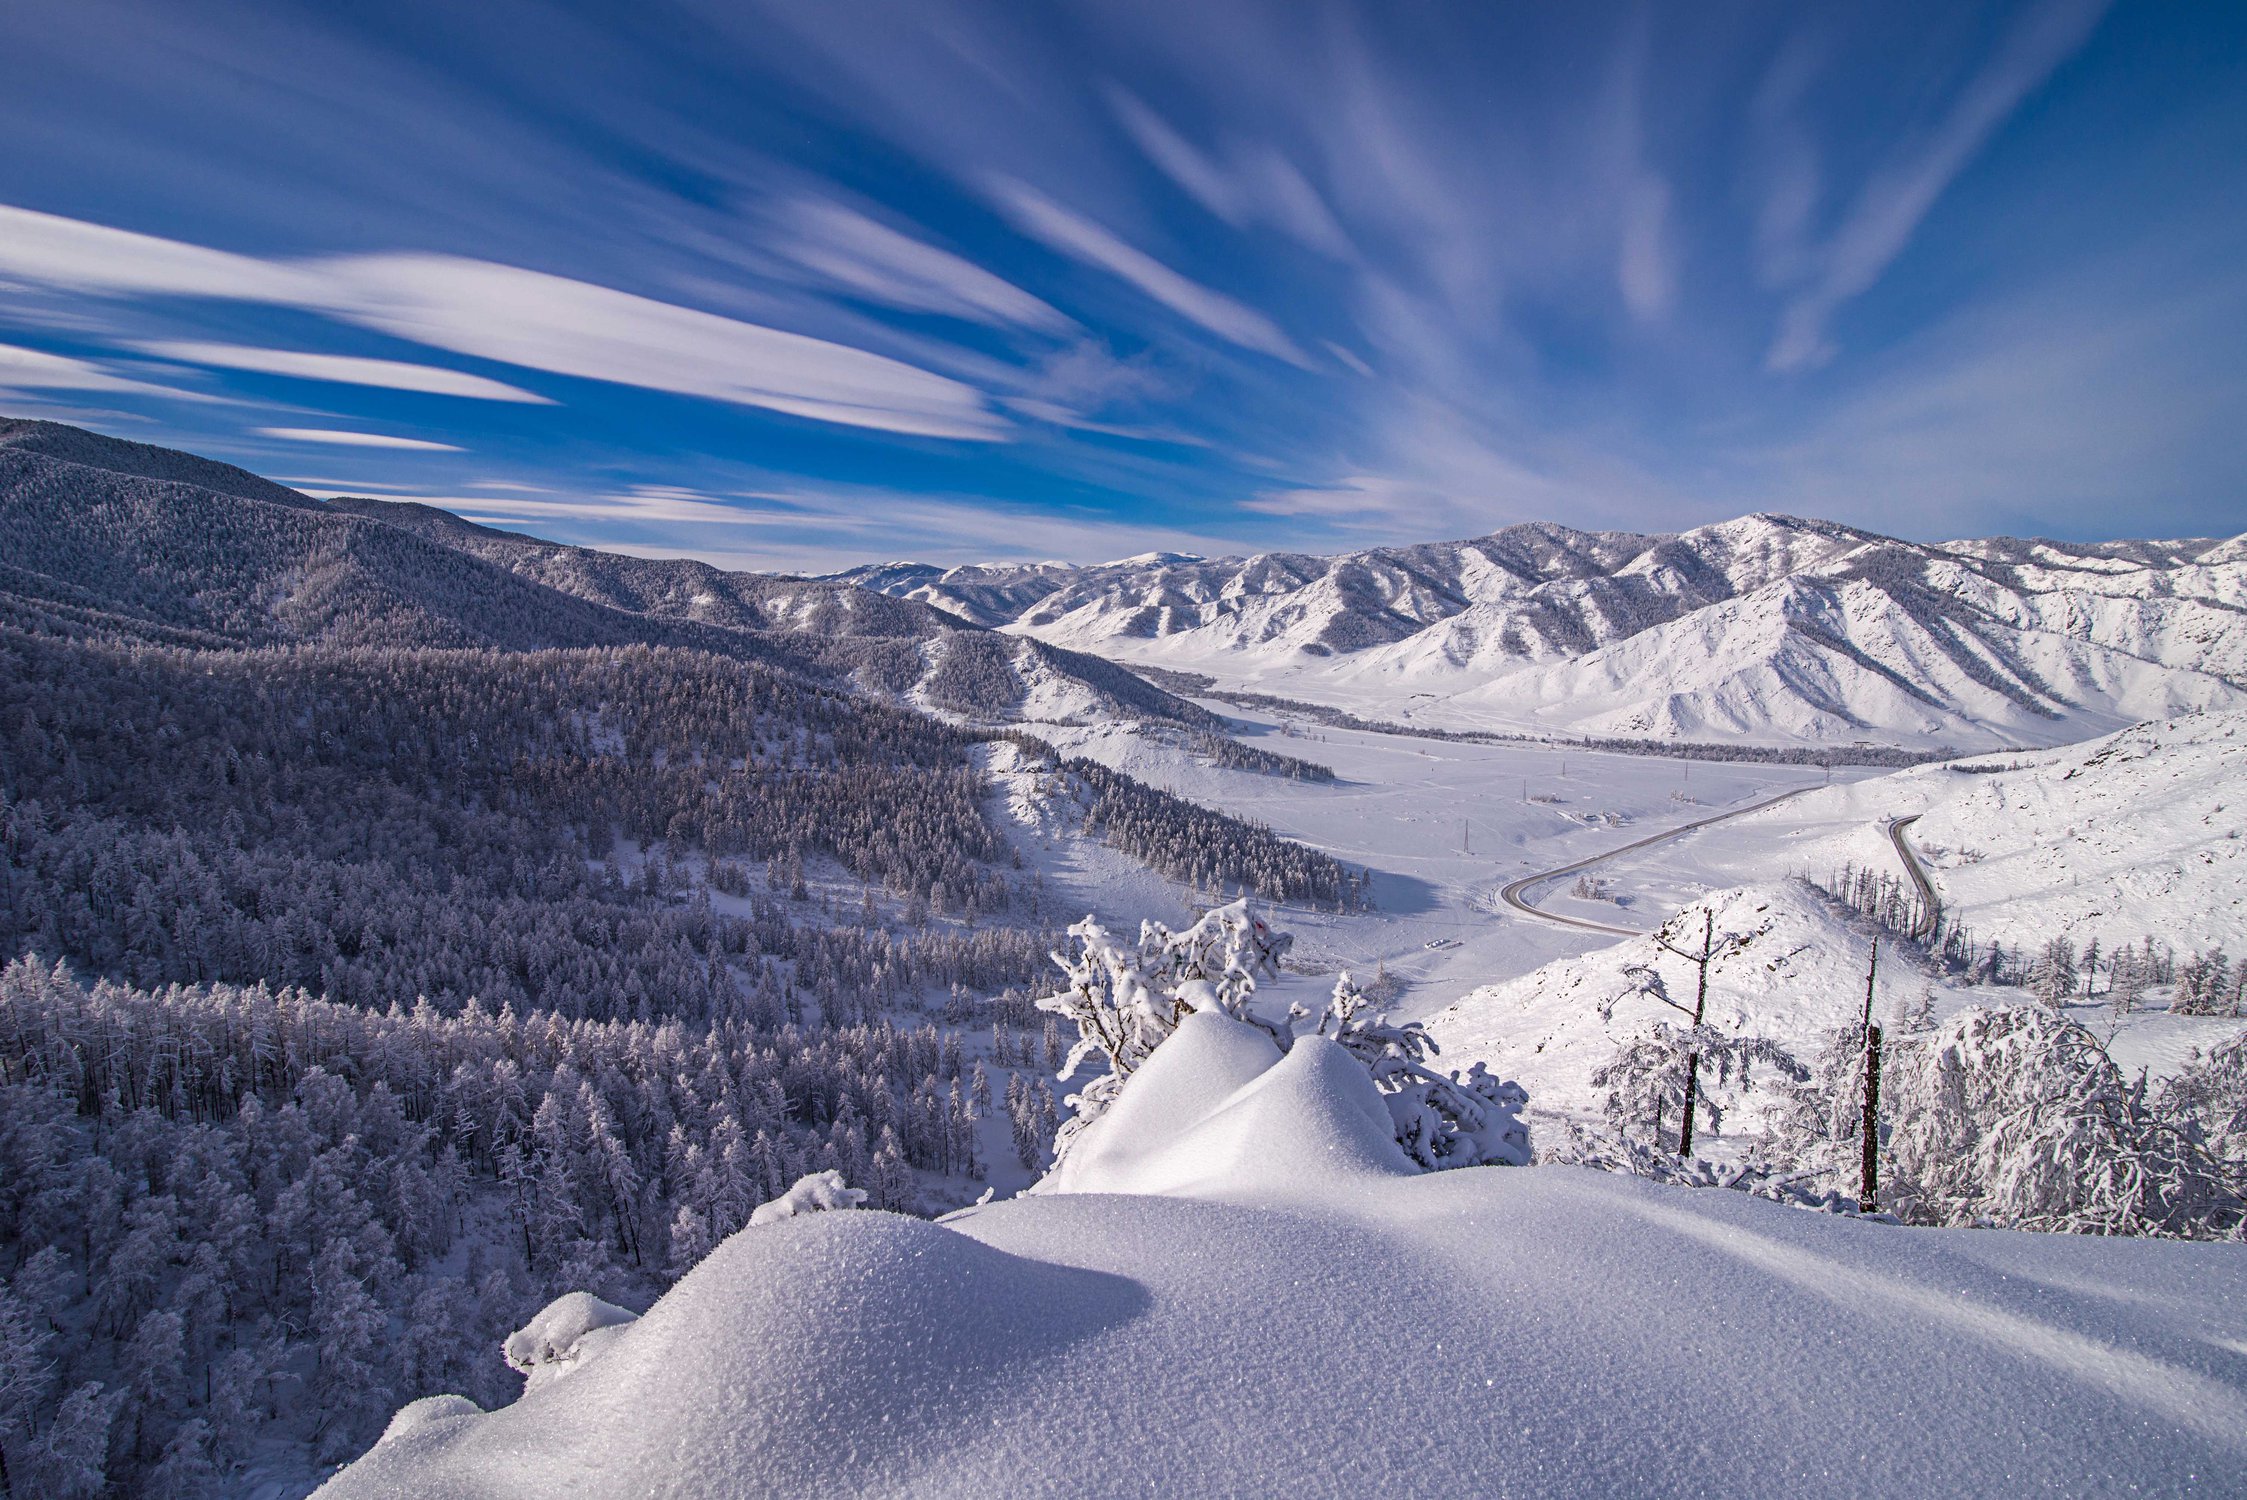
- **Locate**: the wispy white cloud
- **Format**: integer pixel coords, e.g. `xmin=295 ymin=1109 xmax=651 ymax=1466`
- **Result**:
xmin=404 ymin=474 xmax=1243 ymax=573
xmin=1617 ymin=176 xmax=1677 ymax=322
xmin=256 ymin=426 xmax=464 ymax=450
xmin=138 ymin=340 xmax=553 ymax=402
xmin=1106 ymin=87 xmax=1355 ymax=264
xmin=277 ymin=477 xmax=430 ymax=491
xmin=310 ymin=253 xmax=1012 ymax=440
xmin=0 ymin=204 xmax=325 ymax=301
xmin=0 ymin=205 xmax=1012 ymax=441
xmin=1767 ymin=0 xmax=2112 ymax=371
xmin=990 ymin=179 xmax=1316 ymax=368
xmin=772 ymin=197 xmax=1071 ymax=334
xmin=0 ymin=341 xmax=220 ymax=401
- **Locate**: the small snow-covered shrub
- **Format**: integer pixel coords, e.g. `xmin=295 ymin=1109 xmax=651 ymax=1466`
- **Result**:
xmin=1309 ymin=973 xmax=1529 ymax=1167
xmin=1881 ymin=1005 xmax=2244 ymax=1238
xmin=748 ymin=1169 xmax=869 ymax=1226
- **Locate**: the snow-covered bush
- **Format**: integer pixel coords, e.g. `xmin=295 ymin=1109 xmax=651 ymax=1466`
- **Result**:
xmin=2153 ymin=1032 xmax=2247 ymax=1169
xmin=1038 ymin=904 xmax=1528 ymax=1173
xmin=1881 ymin=1006 xmax=2244 ymax=1238
xmin=1536 ymin=1119 xmax=1862 ymax=1214
xmin=747 ymin=1169 xmax=869 ymax=1227
xmin=1036 ymin=900 xmax=1292 ymax=1162
xmin=1309 ymin=973 xmax=1529 ymax=1167
xmin=502 ymin=1293 xmax=640 ymax=1392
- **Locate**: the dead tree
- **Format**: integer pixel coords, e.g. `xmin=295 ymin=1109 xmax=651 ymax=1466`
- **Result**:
xmin=1859 ymin=940 xmax=1883 ymax=1208
xmin=1653 ymin=909 xmax=1746 ymax=1156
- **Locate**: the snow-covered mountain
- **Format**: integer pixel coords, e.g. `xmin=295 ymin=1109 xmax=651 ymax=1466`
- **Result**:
xmin=834 ymin=515 xmax=2247 ymax=749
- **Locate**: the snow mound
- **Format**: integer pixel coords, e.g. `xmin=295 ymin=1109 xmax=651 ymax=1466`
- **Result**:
xmin=377 ymin=1395 xmax=482 ymax=1447
xmin=326 ymin=997 xmax=2247 ymax=1498
xmin=501 ymin=1292 xmax=640 ymax=1391
xmin=1038 ymin=1010 xmax=1412 ymax=1199
xmin=325 ymin=1165 xmax=2247 ymax=1498
xmin=329 ymin=1209 xmax=1147 ymax=1498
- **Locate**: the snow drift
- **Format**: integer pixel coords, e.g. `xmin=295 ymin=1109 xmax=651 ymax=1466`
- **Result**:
xmin=322 ymin=1006 xmax=2247 ymax=1498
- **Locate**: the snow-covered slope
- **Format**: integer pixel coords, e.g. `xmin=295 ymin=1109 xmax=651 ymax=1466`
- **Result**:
xmin=1697 ymin=709 xmax=2247 ymax=956
xmin=838 ymin=515 xmax=2247 ymax=750
xmin=323 ymin=1008 xmax=2247 ymax=1499
xmin=1426 ymin=884 xmax=1929 ymax=1135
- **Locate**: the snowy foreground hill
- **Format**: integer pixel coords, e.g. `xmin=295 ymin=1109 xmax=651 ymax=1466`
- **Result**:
xmin=836 ymin=515 xmax=2247 ymax=749
xmin=323 ymin=1011 xmax=2247 ymax=1499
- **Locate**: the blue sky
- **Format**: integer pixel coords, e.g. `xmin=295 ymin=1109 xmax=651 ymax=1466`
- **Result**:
xmin=1 ymin=0 xmax=2243 ymax=570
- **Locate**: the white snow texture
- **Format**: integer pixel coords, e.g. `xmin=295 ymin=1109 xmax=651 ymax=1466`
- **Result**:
xmin=323 ymin=1007 xmax=2247 ymax=1498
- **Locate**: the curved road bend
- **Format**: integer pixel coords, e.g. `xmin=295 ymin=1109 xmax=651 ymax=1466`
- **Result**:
xmin=1885 ymin=813 xmax=1940 ymax=940
xmin=1497 ymin=786 xmax=1818 ymax=938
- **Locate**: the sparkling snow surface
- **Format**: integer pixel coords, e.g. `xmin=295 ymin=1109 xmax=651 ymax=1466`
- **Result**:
xmin=324 ymin=1011 xmax=2247 ymax=1499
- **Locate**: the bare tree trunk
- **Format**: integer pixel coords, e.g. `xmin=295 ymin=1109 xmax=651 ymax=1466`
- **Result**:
xmin=1860 ymin=1024 xmax=1882 ymax=1208
xmin=1858 ymin=941 xmax=1880 ymax=1206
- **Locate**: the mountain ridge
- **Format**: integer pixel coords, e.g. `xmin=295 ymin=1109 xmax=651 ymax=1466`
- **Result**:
xmin=0 ymin=418 xmax=1213 ymax=728
xmin=834 ymin=512 xmax=2247 ymax=749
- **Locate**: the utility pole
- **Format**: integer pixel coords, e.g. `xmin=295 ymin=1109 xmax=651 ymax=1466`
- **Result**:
xmin=1859 ymin=940 xmax=1883 ymax=1209
xmin=1654 ymin=909 xmax=1743 ymax=1156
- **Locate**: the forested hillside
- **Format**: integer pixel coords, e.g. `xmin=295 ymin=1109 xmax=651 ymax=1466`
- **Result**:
xmin=0 ymin=419 xmax=1212 ymax=728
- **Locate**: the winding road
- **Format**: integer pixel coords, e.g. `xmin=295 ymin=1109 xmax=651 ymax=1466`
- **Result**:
xmin=1496 ymin=785 xmax=1818 ymax=937
xmin=1885 ymin=813 xmax=1941 ymax=940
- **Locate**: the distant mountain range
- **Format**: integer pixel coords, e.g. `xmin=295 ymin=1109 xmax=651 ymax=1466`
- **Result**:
xmin=11 ymin=416 xmax=2238 ymax=751
xmin=0 ymin=418 xmax=1211 ymax=728
xmin=832 ymin=515 xmax=2247 ymax=749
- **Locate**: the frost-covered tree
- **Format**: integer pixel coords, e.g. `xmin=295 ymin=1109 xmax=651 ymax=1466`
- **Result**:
xmin=1035 ymin=900 xmax=1292 ymax=1163
xmin=1591 ymin=1024 xmax=1805 ymax=1155
xmin=1881 ymin=1006 xmax=2243 ymax=1238
xmin=2154 ymin=1032 xmax=2247 ymax=1168
xmin=2028 ymin=938 xmax=2079 ymax=1008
